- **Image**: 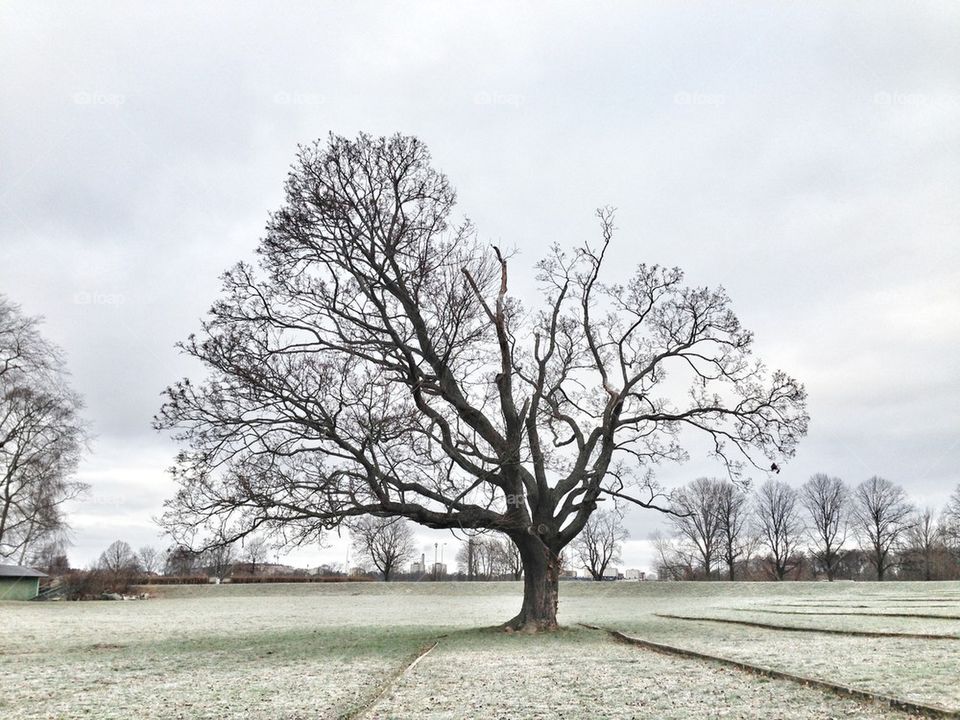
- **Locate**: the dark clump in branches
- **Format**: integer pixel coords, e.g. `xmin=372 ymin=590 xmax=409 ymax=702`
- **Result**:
xmin=156 ymin=133 xmax=808 ymax=631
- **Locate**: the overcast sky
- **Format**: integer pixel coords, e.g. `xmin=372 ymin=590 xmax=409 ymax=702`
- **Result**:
xmin=1 ymin=2 xmax=958 ymax=574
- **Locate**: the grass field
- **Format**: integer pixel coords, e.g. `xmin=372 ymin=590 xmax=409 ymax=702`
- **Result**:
xmin=2 ymin=581 xmax=959 ymax=719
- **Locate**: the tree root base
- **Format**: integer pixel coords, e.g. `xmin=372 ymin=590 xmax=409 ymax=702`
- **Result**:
xmin=500 ymin=614 xmax=560 ymax=633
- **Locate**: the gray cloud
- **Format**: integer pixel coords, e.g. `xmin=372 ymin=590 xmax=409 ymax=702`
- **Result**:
xmin=1 ymin=2 xmax=957 ymax=571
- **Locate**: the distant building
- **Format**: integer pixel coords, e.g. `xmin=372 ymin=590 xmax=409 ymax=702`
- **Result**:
xmin=624 ymin=568 xmax=646 ymax=581
xmin=0 ymin=564 xmax=47 ymax=601
xmin=601 ymin=567 xmax=621 ymax=581
xmin=410 ymin=553 xmax=427 ymax=575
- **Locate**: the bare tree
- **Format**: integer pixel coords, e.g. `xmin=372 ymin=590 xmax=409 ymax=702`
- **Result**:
xmin=904 ymin=507 xmax=940 ymax=581
xmin=569 ymin=506 xmax=628 ymax=580
xmin=456 ymin=536 xmax=481 ymax=579
xmin=241 ymin=535 xmax=270 ymax=575
xmin=476 ymin=536 xmax=500 ymax=579
xmin=715 ymin=480 xmax=753 ymax=581
xmin=28 ymin=538 xmax=71 ymax=575
xmin=0 ymin=297 xmax=87 ymax=562
xmin=755 ymin=480 xmax=803 ymax=580
xmin=136 ymin=545 xmax=162 ymax=575
xmin=651 ymin=531 xmax=695 ymax=580
xmin=944 ymin=485 xmax=960 ymax=561
xmin=800 ymin=473 xmax=848 ymax=580
xmin=164 ymin=545 xmax=198 ymax=576
xmin=668 ymin=478 xmax=724 ymax=579
xmin=492 ymin=535 xmax=523 ymax=579
xmin=350 ymin=516 xmax=415 ymax=581
xmin=852 ymin=476 xmax=913 ymax=581
xmin=98 ymin=540 xmax=136 ymax=574
xmin=155 ymin=133 xmax=808 ymax=630
xmin=201 ymin=541 xmax=236 ymax=581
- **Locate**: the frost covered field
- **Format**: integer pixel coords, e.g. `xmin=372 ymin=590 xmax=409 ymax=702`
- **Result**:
xmin=2 ymin=582 xmax=959 ymax=719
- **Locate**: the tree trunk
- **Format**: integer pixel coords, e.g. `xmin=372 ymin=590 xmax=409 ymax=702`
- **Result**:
xmin=727 ymin=561 xmax=735 ymax=581
xmin=504 ymin=535 xmax=559 ymax=632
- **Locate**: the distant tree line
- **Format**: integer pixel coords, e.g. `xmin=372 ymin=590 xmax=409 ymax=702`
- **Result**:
xmin=655 ymin=475 xmax=960 ymax=581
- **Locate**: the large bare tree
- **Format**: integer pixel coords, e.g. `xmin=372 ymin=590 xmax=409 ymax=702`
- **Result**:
xmin=569 ymin=506 xmax=628 ymax=580
xmin=800 ymin=473 xmax=848 ymax=580
xmin=0 ymin=297 xmax=86 ymax=563
xmin=155 ymin=133 xmax=808 ymax=630
xmin=350 ymin=516 xmax=415 ymax=581
xmin=852 ymin=476 xmax=913 ymax=581
xmin=755 ymin=479 xmax=803 ymax=580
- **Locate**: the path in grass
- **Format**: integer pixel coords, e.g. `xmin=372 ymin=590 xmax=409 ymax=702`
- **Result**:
xmin=367 ymin=628 xmax=925 ymax=719
xmin=601 ymin=584 xmax=960 ymax=712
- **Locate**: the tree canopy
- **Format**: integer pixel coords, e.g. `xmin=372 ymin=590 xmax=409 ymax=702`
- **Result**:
xmin=156 ymin=132 xmax=808 ymax=629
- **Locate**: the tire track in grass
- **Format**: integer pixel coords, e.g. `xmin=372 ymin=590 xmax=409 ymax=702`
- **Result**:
xmin=339 ymin=639 xmax=440 ymax=720
xmin=578 ymin=624 xmax=959 ymax=720
xmin=732 ymin=608 xmax=960 ymax=621
xmin=768 ymin=603 xmax=958 ymax=609
xmin=656 ymin=613 xmax=960 ymax=640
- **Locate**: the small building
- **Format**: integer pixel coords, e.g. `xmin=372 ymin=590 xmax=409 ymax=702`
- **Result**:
xmin=0 ymin=564 xmax=47 ymax=601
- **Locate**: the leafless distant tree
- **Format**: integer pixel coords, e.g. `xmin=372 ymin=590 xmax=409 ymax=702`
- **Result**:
xmin=0 ymin=297 xmax=87 ymax=563
xmin=570 ymin=506 xmax=628 ymax=580
xmin=164 ymin=545 xmax=198 ymax=576
xmin=800 ymin=473 xmax=849 ymax=580
xmin=755 ymin=480 xmax=804 ymax=580
xmin=136 ymin=545 xmax=162 ymax=575
xmin=904 ymin=508 xmax=942 ymax=581
xmin=492 ymin=535 xmax=523 ymax=579
xmin=668 ymin=478 xmax=724 ymax=579
xmin=28 ymin=538 xmax=71 ymax=575
xmin=201 ymin=541 xmax=236 ymax=581
xmin=714 ymin=480 xmax=753 ymax=581
xmin=651 ymin=531 xmax=695 ymax=580
xmin=98 ymin=540 xmax=136 ymax=574
xmin=456 ymin=536 xmax=481 ymax=579
xmin=155 ymin=133 xmax=808 ymax=630
xmin=241 ymin=535 xmax=271 ymax=575
xmin=350 ymin=516 xmax=415 ymax=581
xmin=852 ymin=476 xmax=914 ymax=581
xmin=944 ymin=485 xmax=960 ymax=561
xmin=477 ymin=536 xmax=501 ymax=578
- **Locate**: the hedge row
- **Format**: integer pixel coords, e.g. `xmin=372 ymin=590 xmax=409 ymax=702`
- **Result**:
xmin=136 ymin=574 xmax=372 ymax=585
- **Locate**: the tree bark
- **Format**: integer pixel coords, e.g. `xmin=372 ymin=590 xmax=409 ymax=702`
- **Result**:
xmin=504 ymin=535 xmax=560 ymax=632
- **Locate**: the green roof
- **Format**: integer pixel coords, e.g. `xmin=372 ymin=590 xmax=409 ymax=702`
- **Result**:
xmin=0 ymin=564 xmax=47 ymax=578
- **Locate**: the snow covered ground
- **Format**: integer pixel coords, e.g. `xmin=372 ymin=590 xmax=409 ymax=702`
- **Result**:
xmin=2 ymin=581 xmax=956 ymax=718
